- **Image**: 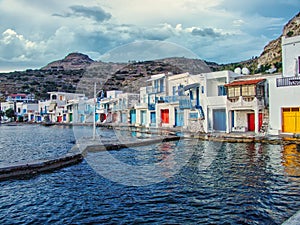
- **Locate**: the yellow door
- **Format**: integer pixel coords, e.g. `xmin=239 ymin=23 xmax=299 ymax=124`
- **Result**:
xmin=282 ymin=108 xmax=300 ymax=133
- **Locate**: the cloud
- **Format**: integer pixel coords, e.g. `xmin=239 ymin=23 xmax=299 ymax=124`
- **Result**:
xmin=191 ymin=27 xmax=224 ymax=37
xmin=53 ymin=5 xmax=111 ymax=22
xmin=0 ymin=0 xmax=299 ymax=71
xmin=0 ymin=29 xmax=37 ymax=61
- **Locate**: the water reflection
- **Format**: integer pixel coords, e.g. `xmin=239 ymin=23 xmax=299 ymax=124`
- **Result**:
xmin=1 ymin=125 xmax=300 ymax=224
xmin=282 ymin=144 xmax=300 ymax=177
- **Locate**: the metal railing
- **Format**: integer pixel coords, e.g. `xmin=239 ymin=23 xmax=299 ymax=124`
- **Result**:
xmin=146 ymin=86 xmax=165 ymax=94
xmin=276 ymin=76 xmax=300 ymax=87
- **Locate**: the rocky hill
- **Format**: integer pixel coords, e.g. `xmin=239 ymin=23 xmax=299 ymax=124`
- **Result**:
xmin=218 ymin=12 xmax=300 ymax=74
xmin=258 ymin=12 xmax=300 ymax=67
xmin=42 ymin=52 xmax=94 ymax=70
xmin=0 ymin=12 xmax=299 ymax=99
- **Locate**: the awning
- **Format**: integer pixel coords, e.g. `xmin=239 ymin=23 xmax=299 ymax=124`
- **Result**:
xmin=225 ymin=79 xmax=265 ymax=87
xmin=147 ymin=73 xmax=165 ymax=82
xmin=183 ymin=83 xmax=200 ymax=91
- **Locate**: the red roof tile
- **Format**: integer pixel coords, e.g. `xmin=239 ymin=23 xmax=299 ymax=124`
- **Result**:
xmin=225 ymin=79 xmax=265 ymax=87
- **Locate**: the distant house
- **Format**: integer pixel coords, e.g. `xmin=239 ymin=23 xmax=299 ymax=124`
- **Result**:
xmin=6 ymin=93 xmax=35 ymax=103
xmin=46 ymin=92 xmax=85 ymax=123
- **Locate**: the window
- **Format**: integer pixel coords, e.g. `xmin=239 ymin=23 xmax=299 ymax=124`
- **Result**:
xmin=201 ymin=86 xmax=204 ymax=94
xmin=228 ymin=87 xmax=240 ymax=98
xmin=242 ymin=85 xmax=255 ymax=96
xmin=172 ymin=86 xmax=176 ymax=96
xmin=218 ymin=85 xmax=227 ymax=96
xmin=190 ymin=112 xmax=198 ymax=119
xmin=52 ymin=94 xmax=57 ymax=100
xmin=189 ymin=90 xmax=194 ymax=100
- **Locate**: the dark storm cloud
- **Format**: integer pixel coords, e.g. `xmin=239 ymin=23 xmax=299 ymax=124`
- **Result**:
xmin=53 ymin=5 xmax=112 ymax=22
xmin=191 ymin=28 xmax=223 ymax=37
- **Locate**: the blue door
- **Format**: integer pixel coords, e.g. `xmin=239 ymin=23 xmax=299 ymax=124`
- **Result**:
xmin=141 ymin=110 xmax=147 ymax=125
xmin=150 ymin=112 xmax=156 ymax=126
xmin=213 ymin=109 xmax=226 ymax=131
xmin=81 ymin=115 xmax=85 ymax=123
xmin=121 ymin=113 xmax=127 ymax=123
xmin=175 ymin=108 xmax=184 ymax=127
xmin=130 ymin=110 xmax=136 ymax=124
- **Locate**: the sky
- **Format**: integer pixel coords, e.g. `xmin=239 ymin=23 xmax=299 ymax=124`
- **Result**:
xmin=0 ymin=0 xmax=299 ymax=72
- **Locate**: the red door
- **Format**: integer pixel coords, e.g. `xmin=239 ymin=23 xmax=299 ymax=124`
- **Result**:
xmin=57 ymin=116 xmax=62 ymax=123
xmin=161 ymin=109 xmax=169 ymax=124
xmin=248 ymin=113 xmax=263 ymax=131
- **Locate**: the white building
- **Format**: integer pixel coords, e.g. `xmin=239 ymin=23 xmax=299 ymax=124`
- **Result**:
xmin=47 ymin=92 xmax=85 ymax=123
xmin=268 ymin=35 xmax=300 ymax=135
xmin=200 ymin=71 xmax=241 ymax=133
xmin=281 ymin=35 xmax=300 ymax=77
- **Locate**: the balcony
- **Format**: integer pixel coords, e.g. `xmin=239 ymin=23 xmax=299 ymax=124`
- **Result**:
xmin=179 ymin=97 xmax=198 ymax=109
xmin=146 ymin=85 xmax=165 ymax=94
xmin=227 ymin=96 xmax=264 ymax=110
xmin=135 ymin=103 xmax=148 ymax=109
xmin=276 ymin=76 xmax=300 ymax=87
xmin=163 ymin=95 xmax=180 ymax=103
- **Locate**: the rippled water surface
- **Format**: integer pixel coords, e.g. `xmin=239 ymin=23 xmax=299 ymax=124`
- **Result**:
xmin=0 ymin=124 xmax=75 ymax=165
xmin=1 ymin=125 xmax=300 ymax=224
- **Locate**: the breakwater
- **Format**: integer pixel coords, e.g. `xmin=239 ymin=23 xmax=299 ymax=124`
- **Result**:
xmin=0 ymin=131 xmax=180 ymax=181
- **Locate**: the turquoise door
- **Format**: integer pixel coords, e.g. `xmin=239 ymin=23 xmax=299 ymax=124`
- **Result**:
xmin=175 ymin=108 xmax=184 ymax=127
xmin=150 ymin=112 xmax=156 ymax=126
xmin=141 ymin=110 xmax=147 ymax=125
xmin=130 ymin=110 xmax=136 ymax=124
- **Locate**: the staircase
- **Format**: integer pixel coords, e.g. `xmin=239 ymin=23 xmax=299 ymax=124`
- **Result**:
xmin=260 ymin=108 xmax=269 ymax=134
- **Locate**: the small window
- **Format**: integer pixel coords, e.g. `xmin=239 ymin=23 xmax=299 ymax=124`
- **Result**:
xmin=190 ymin=112 xmax=198 ymax=119
xmin=291 ymin=108 xmax=299 ymax=112
xmin=283 ymin=108 xmax=290 ymax=112
xmin=172 ymin=86 xmax=176 ymax=96
xmin=218 ymin=85 xmax=227 ymax=96
xmin=201 ymin=86 xmax=204 ymax=94
xmin=52 ymin=94 xmax=57 ymax=100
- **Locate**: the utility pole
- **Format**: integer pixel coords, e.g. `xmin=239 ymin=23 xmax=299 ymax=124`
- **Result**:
xmin=93 ymin=82 xmax=96 ymax=140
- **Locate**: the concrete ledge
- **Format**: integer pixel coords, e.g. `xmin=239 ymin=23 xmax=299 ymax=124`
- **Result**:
xmin=0 ymin=135 xmax=180 ymax=181
xmin=83 ymin=136 xmax=180 ymax=153
xmin=282 ymin=210 xmax=300 ymax=225
xmin=0 ymin=153 xmax=83 ymax=181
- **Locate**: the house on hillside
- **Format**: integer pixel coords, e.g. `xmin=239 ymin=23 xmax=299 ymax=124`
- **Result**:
xmin=6 ymin=93 xmax=35 ymax=103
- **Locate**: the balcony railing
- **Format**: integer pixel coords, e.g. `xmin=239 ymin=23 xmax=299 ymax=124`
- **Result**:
xmin=179 ymin=97 xmax=198 ymax=109
xmin=146 ymin=86 xmax=165 ymax=94
xmin=163 ymin=95 xmax=180 ymax=103
xmin=227 ymin=96 xmax=264 ymax=109
xmin=276 ymin=76 xmax=300 ymax=87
